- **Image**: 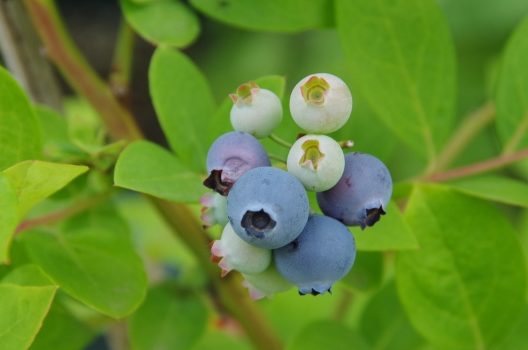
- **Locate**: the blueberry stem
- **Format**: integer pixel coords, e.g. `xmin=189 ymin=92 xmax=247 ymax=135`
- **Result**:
xmin=339 ymin=139 xmax=354 ymax=149
xmin=269 ymin=133 xmax=293 ymax=148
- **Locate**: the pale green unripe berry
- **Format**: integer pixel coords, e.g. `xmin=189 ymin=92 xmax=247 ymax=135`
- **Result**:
xmin=230 ymin=82 xmax=283 ymax=138
xmin=242 ymin=264 xmax=293 ymax=300
xmin=211 ymin=223 xmax=271 ymax=276
xmin=287 ymin=135 xmax=345 ymax=192
xmin=289 ymin=73 xmax=352 ymax=133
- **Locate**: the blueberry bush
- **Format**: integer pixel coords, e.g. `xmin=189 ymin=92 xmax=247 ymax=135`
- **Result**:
xmin=1 ymin=0 xmax=528 ymax=349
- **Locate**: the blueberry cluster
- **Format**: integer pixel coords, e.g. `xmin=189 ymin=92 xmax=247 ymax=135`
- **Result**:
xmin=201 ymin=73 xmax=393 ymax=298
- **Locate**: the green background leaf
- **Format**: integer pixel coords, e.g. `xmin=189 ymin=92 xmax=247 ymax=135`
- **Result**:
xmin=287 ymin=320 xmax=368 ymax=350
xmin=120 ymin=0 xmax=200 ymax=47
xmin=115 ymin=140 xmax=205 ymax=203
xmin=397 ymin=185 xmax=526 ymax=349
xmin=354 ymin=201 xmax=418 ymax=251
xmin=0 ymin=67 xmax=42 ymax=171
xmin=190 ymin=0 xmax=333 ymax=32
xmin=0 ymin=284 xmax=56 ymax=350
xmin=128 ymin=286 xmax=208 ymax=350
xmin=0 ymin=174 xmax=18 ymax=264
xmin=149 ymin=47 xmax=216 ymax=172
xmin=448 ymin=175 xmax=528 ymax=208
xmin=495 ymin=17 xmax=528 ymax=153
xmin=22 ymin=206 xmax=147 ymax=318
xmin=336 ymin=0 xmax=456 ymax=160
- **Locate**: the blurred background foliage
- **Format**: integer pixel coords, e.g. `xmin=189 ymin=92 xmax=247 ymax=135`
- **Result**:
xmin=1 ymin=0 xmax=528 ymax=349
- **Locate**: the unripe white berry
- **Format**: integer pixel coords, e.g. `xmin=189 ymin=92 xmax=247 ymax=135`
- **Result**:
xmin=289 ymin=73 xmax=352 ymax=133
xmin=230 ymin=82 xmax=282 ymax=138
xmin=287 ymin=134 xmax=345 ymax=192
xmin=211 ymin=223 xmax=271 ymax=276
xmin=242 ymin=264 xmax=292 ymax=300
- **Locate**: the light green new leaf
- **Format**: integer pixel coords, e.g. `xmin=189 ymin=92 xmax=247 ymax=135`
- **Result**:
xmin=0 ymin=175 xmax=18 ymax=264
xmin=190 ymin=0 xmax=332 ymax=32
xmin=129 ymin=286 xmax=208 ymax=350
xmin=336 ymin=0 xmax=456 ymax=160
xmin=3 ymin=160 xmax=89 ymax=217
xmin=448 ymin=175 xmax=528 ymax=208
xmin=495 ymin=17 xmax=528 ymax=153
xmin=23 ymin=226 xmax=147 ymax=319
xmin=397 ymin=185 xmax=526 ymax=349
xmin=208 ymin=75 xmax=286 ymax=143
xmin=120 ymin=0 xmax=200 ymax=47
xmin=0 ymin=67 xmax=42 ymax=170
xmin=360 ymin=281 xmax=424 ymax=350
xmin=150 ymin=47 xmax=216 ymax=172
xmin=287 ymin=320 xmax=368 ymax=350
xmin=0 ymin=284 xmax=56 ymax=350
xmin=115 ymin=140 xmax=205 ymax=202
xmin=354 ymin=201 xmax=418 ymax=251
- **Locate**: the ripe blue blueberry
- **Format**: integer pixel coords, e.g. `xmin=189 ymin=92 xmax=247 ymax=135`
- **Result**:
xmin=204 ymin=131 xmax=270 ymax=195
xmin=316 ymin=152 xmax=392 ymax=228
xmin=274 ymin=214 xmax=356 ymax=295
xmin=242 ymin=264 xmax=293 ymax=300
xmin=287 ymin=134 xmax=345 ymax=191
xmin=289 ymin=73 xmax=352 ymax=134
xmin=227 ymin=167 xmax=310 ymax=249
xmin=230 ymin=82 xmax=283 ymax=138
xmin=211 ymin=223 xmax=271 ymax=276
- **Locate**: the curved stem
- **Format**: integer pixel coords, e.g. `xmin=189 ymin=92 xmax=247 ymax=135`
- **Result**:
xmin=23 ymin=1 xmax=282 ymax=348
xmin=269 ymin=133 xmax=293 ymax=148
xmin=426 ymin=102 xmax=495 ymax=174
xmin=425 ymin=148 xmax=528 ymax=182
xmin=268 ymin=153 xmax=287 ymax=164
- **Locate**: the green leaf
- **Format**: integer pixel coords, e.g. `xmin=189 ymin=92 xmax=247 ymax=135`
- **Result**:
xmin=0 ymin=174 xmax=18 ymax=264
xmin=341 ymin=251 xmax=383 ymax=293
xmin=336 ymin=0 xmax=456 ymax=160
xmin=0 ymin=67 xmax=42 ymax=170
xmin=3 ymin=160 xmax=89 ymax=217
xmin=149 ymin=47 xmax=216 ymax=172
xmin=360 ymin=281 xmax=424 ymax=350
xmin=208 ymin=75 xmax=286 ymax=143
xmin=115 ymin=140 xmax=205 ymax=203
xmin=2 ymin=264 xmax=55 ymax=286
xmin=120 ymin=0 xmax=200 ymax=47
xmin=287 ymin=320 xmax=368 ymax=350
xmin=448 ymin=175 xmax=528 ymax=208
xmin=129 ymin=286 xmax=208 ymax=350
xmin=23 ymin=207 xmax=147 ymax=318
xmin=495 ymin=306 xmax=528 ymax=350
xmin=354 ymin=201 xmax=418 ymax=251
xmin=397 ymin=185 xmax=527 ymax=349
xmin=30 ymin=303 xmax=95 ymax=350
xmin=495 ymin=17 xmax=528 ymax=153
xmin=0 ymin=284 xmax=56 ymax=350
xmin=190 ymin=0 xmax=332 ymax=32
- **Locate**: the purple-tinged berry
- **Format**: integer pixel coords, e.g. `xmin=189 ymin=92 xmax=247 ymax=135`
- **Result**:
xmin=287 ymin=134 xmax=345 ymax=191
xmin=289 ymin=73 xmax=352 ymax=134
xmin=242 ymin=264 xmax=293 ymax=300
xmin=274 ymin=215 xmax=356 ymax=295
xmin=227 ymin=167 xmax=310 ymax=249
xmin=230 ymin=82 xmax=283 ymax=138
xmin=204 ymin=131 xmax=270 ymax=195
xmin=211 ymin=223 xmax=271 ymax=277
xmin=317 ymin=153 xmax=392 ymax=228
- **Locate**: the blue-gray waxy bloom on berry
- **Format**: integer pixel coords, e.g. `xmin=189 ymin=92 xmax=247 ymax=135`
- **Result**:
xmin=204 ymin=131 xmax=270 ymax=195
xmin=227 ymin=166 xmax=310 ymax=249
xmin=317 ymin=153 xmax=392 ymax=228
xmin=274 ymin=214 xmax=356 ymax=295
